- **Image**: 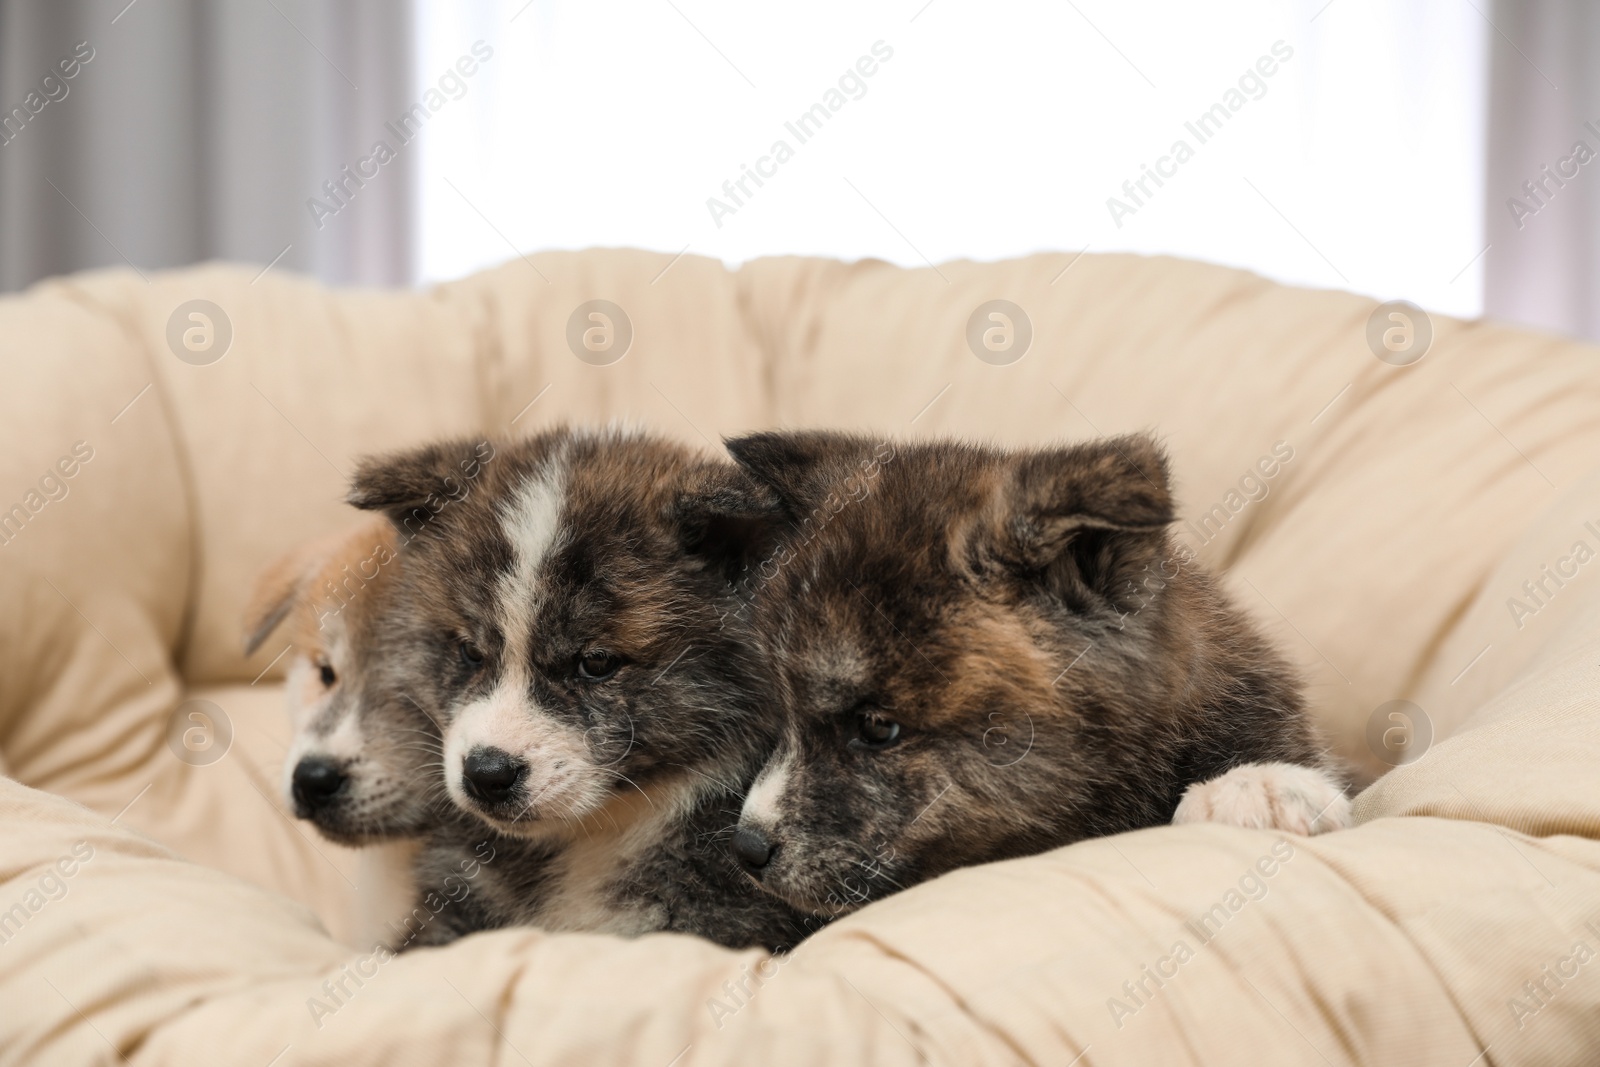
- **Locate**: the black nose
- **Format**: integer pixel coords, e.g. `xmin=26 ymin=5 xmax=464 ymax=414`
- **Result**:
xmin=291 ymin=757 xmax=347 ymax=813
xmin=462 ymin=747 xmax=526 ymax=804
xmin=732 ymin=825 xmax=774 ymax=873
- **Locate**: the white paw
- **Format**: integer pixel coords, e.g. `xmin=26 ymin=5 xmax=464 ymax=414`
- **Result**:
xmin=1172 ymin=762 xmax=1351 ymax=835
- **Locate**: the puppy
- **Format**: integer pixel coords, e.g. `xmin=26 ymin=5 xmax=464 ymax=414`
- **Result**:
xmin=245 ymin=515 xmax=443 ymax=842
xmin=726 ymin=431 xmax=1350 ymax=919
xmin=346 ymin=427 xmax=815 ymax=950
xmin=245 ymin=516 xmax=443 ymax=943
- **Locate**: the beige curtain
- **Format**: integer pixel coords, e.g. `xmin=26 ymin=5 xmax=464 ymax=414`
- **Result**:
xmin=0 ymin=0 xmax=414 ymax=292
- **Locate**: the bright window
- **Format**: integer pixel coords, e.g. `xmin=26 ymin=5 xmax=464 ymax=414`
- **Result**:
xmin=415 ymin=1 xmax=1487 ymax=316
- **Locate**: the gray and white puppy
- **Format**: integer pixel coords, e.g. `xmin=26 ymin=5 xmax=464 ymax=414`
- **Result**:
xmin=347 ymin=427 xmax=815 ymax=950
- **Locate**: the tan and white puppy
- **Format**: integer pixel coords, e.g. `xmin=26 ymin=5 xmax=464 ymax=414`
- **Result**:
xmin=243 ymin=516 xmax=442 ymax=844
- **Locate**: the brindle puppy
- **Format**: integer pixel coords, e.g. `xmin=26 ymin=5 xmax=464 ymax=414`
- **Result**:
xmin=347 ymin=427 xmax=815 ymax=950
xmin=726 ymin=431 xmax=1349 ymax=919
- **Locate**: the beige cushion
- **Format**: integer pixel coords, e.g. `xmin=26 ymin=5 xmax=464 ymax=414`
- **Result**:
xmin=2 ymin=250 xmax=1598 ymax=1064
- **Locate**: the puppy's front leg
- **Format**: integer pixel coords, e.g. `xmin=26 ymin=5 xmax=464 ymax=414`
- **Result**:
xmin=1172 ymin=762 xmax=1351 ymax=835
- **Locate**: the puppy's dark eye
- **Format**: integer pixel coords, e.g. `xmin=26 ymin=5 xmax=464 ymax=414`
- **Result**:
xmin=576 ymin=650 xmax=619 ymax=681
xmin=318 ymin=662 xmax=337 ymax=688
xmin=458 ymin=641 xmax=485 ymax=670
xmin=857 ymin=712 xmax=901 ymax=749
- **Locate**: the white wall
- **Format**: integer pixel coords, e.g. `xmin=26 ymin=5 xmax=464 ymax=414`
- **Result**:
xmin=414 ymin=0 xmax=1487 ymax=316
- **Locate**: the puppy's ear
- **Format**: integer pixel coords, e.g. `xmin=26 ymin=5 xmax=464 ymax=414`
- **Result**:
xmin=348 ymin=438 xmax=497 ymax=536
xmin=1001 ymin=433 xmax=1174 ymax=603
xmin=1008 ymin=433 xmax=1173 ymax=555
xmin=243 ymin=548 xmax=306 ymax=656
xmin=242 ymin=516 xmax=394 ymax=655
xmin=723 ymin=430 xmax=873 ymax=517
xmin=672 ymin=463 xmax=785 ymax=582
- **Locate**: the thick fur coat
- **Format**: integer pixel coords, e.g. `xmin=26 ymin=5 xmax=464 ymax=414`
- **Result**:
xmin=347 ymin=428 xmax=815 ymax=950
xmin=726 ymin=431 xmax=1341 ymax=918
